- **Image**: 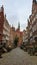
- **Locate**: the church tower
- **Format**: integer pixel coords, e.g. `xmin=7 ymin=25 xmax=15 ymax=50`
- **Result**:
xmin=18 ymin=22 xmax=20 ymax=30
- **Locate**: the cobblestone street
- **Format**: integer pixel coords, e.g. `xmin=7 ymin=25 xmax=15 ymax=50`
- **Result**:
xmin=0 ymin=47 xmax=37 ymax=65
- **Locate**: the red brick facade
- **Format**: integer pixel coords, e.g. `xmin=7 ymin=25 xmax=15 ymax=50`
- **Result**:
xmin=15 ymin=29 xmax=23 ymax=46
xmin=0 ymin=6 xmax=4 ymax=42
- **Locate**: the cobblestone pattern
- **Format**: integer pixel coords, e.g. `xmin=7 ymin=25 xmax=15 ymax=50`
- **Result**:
xmin=0 ymin=47 xmax=37 ymax=65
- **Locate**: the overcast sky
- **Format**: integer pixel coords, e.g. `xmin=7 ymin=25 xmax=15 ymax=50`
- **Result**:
xmin=0 ymin=0 xmax=32 ymax=31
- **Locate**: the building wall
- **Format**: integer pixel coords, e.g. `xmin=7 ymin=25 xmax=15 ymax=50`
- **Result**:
xmin=15 ymin=29 xmax=20 ymax=46
xmin=18 ymin=32 xmax=23 ymax=46
xmin=0 ymin=6 xmax=4 ymax=42
xmin=2 ymin=15 xmax=10 ymax=47
xmin=28 ymin=0 xmax=37 ymax=44
xmin=0 ymin=6 xmax=4 ymax=43
xmin=15 ymin=29 xmax=23 ymax=46
xmin=9 ymin=26 xmax=15 ymax=48
xmin=0 ymin=6 xmax=11 ymax=48
xmin=23 ymin=27 xmax=28 ymax=46
xmin=32 ymin=0 xmax=37 ymax=43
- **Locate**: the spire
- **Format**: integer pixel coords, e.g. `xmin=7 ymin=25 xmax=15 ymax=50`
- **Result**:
xmin=18 ymin=22 xmax=20 ymax=30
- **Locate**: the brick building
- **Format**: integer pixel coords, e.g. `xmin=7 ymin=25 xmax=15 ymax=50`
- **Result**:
xmin=32 ymin=0 xmax=37 ymax=43
xmin=15 ymin=22 xmax=23 ymax=46
xmin=23 ymin=30 xmax=26 ymax=43
xmin=26 ymin=0 xmax=37 ymax=54
xmin=3 ymin=15 xmax=10 ymax=48
xmin=0 ymin=6 xmax=11 ymax=49
xmin=22 ymin=0 xmax=37 ymax=53
xmin=27 ymin=0 xmax=37 ymax=45
xmin=0 ymin=6 xmax=4 ymax=44
xmin=9 ymin=26 xmax=15 ymax=48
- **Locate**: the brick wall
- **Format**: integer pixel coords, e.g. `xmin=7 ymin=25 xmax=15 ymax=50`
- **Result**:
xmin=0 ymin=6 xmax=4 ymax=42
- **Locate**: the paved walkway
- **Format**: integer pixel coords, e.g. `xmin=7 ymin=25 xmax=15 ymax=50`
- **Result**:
xmin=0 ymin=47 xmax=37 ymax=65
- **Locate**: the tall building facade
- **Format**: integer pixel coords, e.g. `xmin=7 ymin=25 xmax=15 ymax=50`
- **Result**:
xmin=26 ymin=0 xmax=37 ymax=54
xmin=0 ymin=6 xmax=4 ymax=44
xmin=9 ymin=26 xmax=15 ymax=48
xmin=22 ymin=0 xmax=37 ymax=53
xmin=0 ymin=6 xmax=11 ymax=49
xmin=32 ymin=0 xmax=37 ymax=43
xmin=28 ymin=0 xmax=37 ymax=45
xmin=3 ymin=15 xmax=10 ymax=48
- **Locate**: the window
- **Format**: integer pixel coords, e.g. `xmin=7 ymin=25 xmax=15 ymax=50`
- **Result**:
xmin=30 ymin=32 xmax=32 ymax=37
xmin=36 ymin=14 xmax=37 ymax=18
xmin=32 ymin=23 xmax=37 ymax=32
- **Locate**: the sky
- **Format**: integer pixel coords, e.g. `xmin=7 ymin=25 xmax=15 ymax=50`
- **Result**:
xmin=0 ymin=0 xmax=32 ymax=31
